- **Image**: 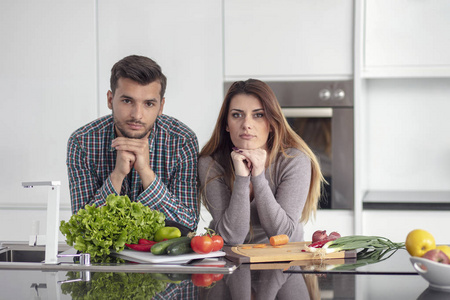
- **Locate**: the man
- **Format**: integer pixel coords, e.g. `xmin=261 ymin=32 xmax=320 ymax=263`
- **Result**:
xmin=67 ymin=55 xmax=199 ymax=231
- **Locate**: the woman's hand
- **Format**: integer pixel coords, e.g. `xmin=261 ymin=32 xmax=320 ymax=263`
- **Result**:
xmin=231 ymin=149 xmax=252 ymax=177
xmin=231 ymin=147 xmax=267 ymax=177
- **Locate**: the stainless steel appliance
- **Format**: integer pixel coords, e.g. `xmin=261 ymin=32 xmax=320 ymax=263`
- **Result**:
xmin=224 ymin=80 xmax=354 ymax=209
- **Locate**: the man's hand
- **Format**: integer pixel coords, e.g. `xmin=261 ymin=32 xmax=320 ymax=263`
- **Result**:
xmin=112 ymin=137 xmax=150 ymax=173
xmin=115 ymin=149 xmax=136 ymax=177
xmin=111 ymin=137 xmax=156 ymax=190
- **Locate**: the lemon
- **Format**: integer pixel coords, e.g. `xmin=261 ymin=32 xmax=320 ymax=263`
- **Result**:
xmin=437 ymin=245 xmax=450 ymax=259
xmin=405 ymin=229 xmax=436 ymax=257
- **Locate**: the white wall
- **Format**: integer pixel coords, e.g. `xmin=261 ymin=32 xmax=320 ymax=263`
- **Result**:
xmin=0 ymin=0 xmax=222 ymax=241
xmin=363 ymin=210 xmax=450 ymax=244
xmin=0 ymin=1 xmax=97 ymax=241
xmin=96 ymin=0 xmax=223 ymax=147
xmin=0 ymin=1 xmax=97 ymax=207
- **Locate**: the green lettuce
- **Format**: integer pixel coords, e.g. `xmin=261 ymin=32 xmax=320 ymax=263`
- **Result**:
xmin=60 ymin=194 xmax=165 ymax=258
xmin=60 ymin=272 xmax=167 ymax=299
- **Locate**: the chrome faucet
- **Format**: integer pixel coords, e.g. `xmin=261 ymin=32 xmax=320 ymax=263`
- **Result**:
xmin=22 ymin=181 xmax=61 ymax=265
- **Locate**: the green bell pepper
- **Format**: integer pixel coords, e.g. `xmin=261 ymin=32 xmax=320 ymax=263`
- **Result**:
xmin=154 ymin=226 xmax=182 ymax=242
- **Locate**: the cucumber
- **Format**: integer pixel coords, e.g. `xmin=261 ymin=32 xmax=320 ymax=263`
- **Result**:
xmin=167 ymin=273 xmax=191 ymax=281
xmin=150 ymin=273 xmax=184 ymax=284
xmin=149 ymin=273 xmax=172 ymax=281
xmin=166 ymin=238 xmax=193 ymax=256
xmin=151 ymin=236 xmax=191 ymax=255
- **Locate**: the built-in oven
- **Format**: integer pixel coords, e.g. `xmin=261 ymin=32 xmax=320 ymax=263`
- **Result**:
xmin=225 ymin=81 xmax=354 ymax=210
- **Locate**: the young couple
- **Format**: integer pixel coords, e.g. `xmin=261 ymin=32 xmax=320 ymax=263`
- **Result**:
xmin=67 ymin=55 xmax=324 ymax=244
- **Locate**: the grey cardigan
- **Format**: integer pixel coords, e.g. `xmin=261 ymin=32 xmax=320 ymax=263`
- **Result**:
xmin=198 ymin=148 xmax=311 ymax=245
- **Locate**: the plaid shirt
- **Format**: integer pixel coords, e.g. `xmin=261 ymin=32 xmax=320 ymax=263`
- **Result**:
xmin=153 ymin=281 xmax=198 ymax=299
xmin=67 ymin=114 xmax=199 ymax=230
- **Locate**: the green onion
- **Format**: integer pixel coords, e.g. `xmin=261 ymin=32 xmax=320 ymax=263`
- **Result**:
xmin=307 ymin=235 xmax=405 ymax=254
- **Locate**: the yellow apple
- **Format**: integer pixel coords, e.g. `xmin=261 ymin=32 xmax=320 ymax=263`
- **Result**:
xmin=405 ymin=229 xmax=436 ymax=257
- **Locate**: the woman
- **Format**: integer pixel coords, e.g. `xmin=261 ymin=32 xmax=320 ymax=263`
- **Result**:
xmin=198 ymin=79 xmax=324 ymax=245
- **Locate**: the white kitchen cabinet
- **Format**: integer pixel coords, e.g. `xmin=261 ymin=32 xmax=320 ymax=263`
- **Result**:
xmin=97 ymin=0 xmax=223 ymax=148
xmin=363 ymin=0 xmax=450 ymax=78
xmin=363 ymin=79 xmax=450 ymax=191
xmin=224 ymin=0 xmax=353 ymax=80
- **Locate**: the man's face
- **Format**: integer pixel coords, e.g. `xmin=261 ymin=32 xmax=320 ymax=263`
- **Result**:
xmin=107 ymin=78 xmax=165 ymax=139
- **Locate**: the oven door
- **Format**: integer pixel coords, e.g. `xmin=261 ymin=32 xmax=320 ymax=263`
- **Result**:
xmin=282 ymin=108 xmax=354 ymax=209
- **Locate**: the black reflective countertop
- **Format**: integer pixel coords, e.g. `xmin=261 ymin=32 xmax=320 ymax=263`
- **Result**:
xmin=0 ymin=248 xmax=447 ymax=299
xmin=0 ymin=267 xmax=438 ymax=299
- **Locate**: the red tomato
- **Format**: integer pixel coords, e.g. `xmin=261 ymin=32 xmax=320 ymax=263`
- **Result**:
xmin=212 ymin=273 xmax=224 ymax=282
xmin=191 ymin=235 xmax=214 ymax=254
xmin=191 ymin=274 xmax=214 ymax=287
xmin=211 ymin=235 xmax=224 ymax=251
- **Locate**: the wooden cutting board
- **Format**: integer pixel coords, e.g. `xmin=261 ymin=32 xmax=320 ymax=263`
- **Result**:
xmin=224 ymin=241 xmax=356 ymax=264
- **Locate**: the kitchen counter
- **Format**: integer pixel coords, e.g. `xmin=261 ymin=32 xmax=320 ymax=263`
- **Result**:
xmin=0 ymin=246 xmax=446 ymax=299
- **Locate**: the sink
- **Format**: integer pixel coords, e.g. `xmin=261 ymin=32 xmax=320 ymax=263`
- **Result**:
xmin=0 ymin=243 xmax=70 ymax=263
xmin=0 ymin=249 xmax=47 ymax=263
xmin=0 ymin=246 xmax=67 ymax=263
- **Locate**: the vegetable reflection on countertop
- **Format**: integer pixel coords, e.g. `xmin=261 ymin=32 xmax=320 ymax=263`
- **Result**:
xmin=60 ymin=272 xmax=168 ymax=299
xmin=60 ymin=271 xmax=223 ymax=299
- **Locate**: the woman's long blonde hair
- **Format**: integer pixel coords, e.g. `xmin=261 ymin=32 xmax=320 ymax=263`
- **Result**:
xmin=199 ymin=79 xmax=324 ymax=223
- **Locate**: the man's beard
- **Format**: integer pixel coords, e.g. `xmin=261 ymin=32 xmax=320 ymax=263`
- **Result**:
xmin=113 ymin=115 xmax=152 ymax=139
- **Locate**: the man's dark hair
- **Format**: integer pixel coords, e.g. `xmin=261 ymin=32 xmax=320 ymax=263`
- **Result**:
xmin=110 ymin=55 xmax=167 ymax=99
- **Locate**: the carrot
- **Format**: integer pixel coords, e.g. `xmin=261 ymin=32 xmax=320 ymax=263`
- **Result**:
xmin=253 ymin=244 xmax=267 ymax=248
xmin=270 ymin=234 xmax=289 ymax=246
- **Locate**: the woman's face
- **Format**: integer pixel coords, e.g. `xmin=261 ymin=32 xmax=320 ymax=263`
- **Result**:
xmin=226 ymin=94 xmax=271 ymax=150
